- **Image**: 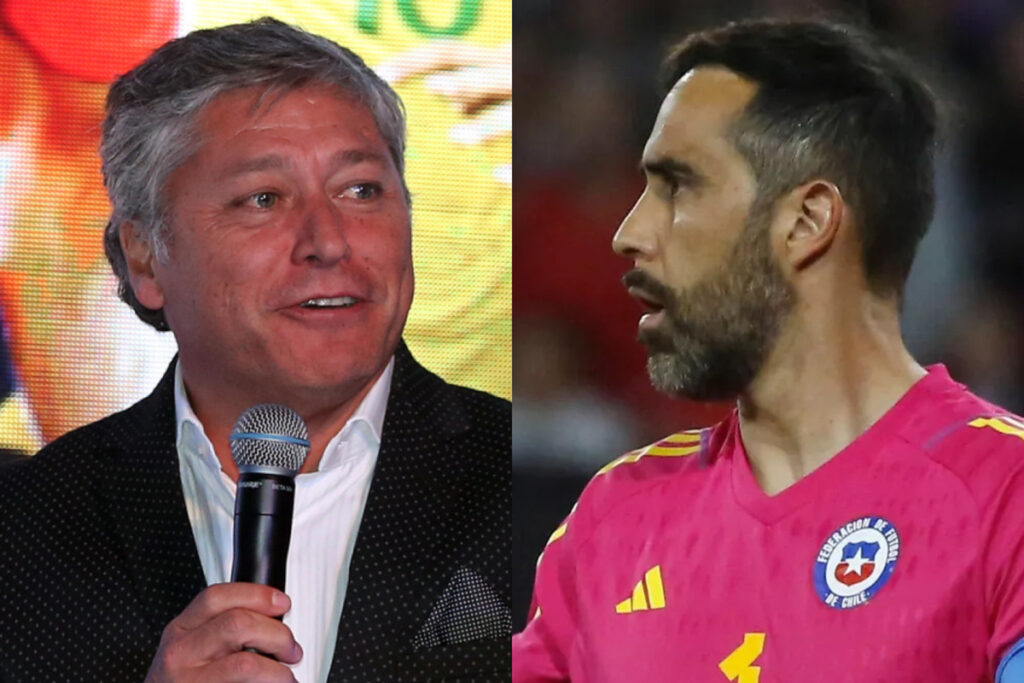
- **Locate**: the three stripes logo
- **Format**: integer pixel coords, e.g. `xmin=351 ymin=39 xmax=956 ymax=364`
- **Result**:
xmin=615 ymin=565 xmax=666 ymax=614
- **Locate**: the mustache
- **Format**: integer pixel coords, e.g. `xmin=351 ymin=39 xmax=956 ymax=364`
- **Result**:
xmin=622 ymin=269 xmax=677 ymax=307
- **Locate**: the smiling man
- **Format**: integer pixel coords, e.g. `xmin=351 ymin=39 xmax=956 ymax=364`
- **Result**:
xmin=122 ymin=84 xmax=414 ymax=480
xmin=513 ymin=19 xmax=1024 ymax=683
xmin=0 ymin=18 xmax=509 ymax=683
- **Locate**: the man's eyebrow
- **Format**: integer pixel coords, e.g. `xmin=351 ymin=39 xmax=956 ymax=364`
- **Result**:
xmin=327 ymin=148 xmax=390 ymax=169
xmin=223 ymin=154 xmax=290 ymax=178
xmin=222 ymin=149 xmax=389 ymax=178
xmin=641 ymin=157 xmax=705 ymax=185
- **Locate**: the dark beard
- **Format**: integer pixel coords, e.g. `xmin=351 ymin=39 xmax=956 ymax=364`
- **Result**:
xmin=623 ymin=201 xmax=795 ymax=401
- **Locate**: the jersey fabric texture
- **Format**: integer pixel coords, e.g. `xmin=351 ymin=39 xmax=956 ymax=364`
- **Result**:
xmin=513 ymin=366 xmax=1024 ymax=682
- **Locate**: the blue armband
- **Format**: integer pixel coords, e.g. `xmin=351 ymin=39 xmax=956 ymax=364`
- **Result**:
xmin=998 ymin=636 xmax=1024 ymax=682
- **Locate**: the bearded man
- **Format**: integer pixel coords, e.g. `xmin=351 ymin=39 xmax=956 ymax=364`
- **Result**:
xmin=513 ymin=19 xmax=1024 ymax=682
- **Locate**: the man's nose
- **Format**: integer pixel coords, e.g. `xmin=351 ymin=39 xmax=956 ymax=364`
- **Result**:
xmin=293 ymin=194 xmax=351 ymax=265
xmin=612 ymin=191 xmax=657 ymax=261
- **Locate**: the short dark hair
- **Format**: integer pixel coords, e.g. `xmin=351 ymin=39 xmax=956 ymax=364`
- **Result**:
xmin=663 ymin=19 xmax=938 ymax=296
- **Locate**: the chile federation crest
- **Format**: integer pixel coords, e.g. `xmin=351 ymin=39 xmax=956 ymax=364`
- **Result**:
xmin=813 ymin=515 xmax=900 ymax=610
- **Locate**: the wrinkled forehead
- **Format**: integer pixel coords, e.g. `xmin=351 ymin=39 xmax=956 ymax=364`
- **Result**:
xmin=178 ymin=84 xmax=397 ymax=182
xmin=643 ymin=66 xmax=759 ymax=173
xmin=194 ymin=82 xmax=370 ymax=134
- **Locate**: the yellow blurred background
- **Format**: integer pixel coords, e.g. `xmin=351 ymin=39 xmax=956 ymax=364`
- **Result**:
xmin=0 ymin=0 xmax=510 ymax=453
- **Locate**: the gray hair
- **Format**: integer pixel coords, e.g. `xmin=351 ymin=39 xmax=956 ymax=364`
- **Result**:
xmin=101 ymin=16 xmax=408 ymax=330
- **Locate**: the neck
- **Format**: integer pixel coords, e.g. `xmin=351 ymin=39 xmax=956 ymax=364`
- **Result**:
xmin=180 ymin=362 xmax=389 ymax=481
xmin=737 ymin=295 xmax=925 ymax=496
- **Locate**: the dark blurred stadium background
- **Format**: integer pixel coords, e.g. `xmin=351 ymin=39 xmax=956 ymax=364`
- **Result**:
xmin=512 ymin=0 xmax=1024 ymax=627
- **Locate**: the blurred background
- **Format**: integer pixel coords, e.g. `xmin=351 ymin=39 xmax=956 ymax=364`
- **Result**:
xmin=513 ymin=0 xmax=1024 ymax=627
xmin=0 ymin=0 xmax=510 ymax=461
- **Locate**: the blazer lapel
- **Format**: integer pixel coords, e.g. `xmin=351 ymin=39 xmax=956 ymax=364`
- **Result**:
xmin=97 ymin=360 xmax=207 ymax=641
xmin=89 ymin=349 xmax=476 ymax=672
xmin=329 ymin=344 xmax=470 ymax=677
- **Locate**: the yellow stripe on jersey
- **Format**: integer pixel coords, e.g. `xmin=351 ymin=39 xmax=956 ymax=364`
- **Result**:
xmin=596 ymin=450 xmax=645 ymax=476
xmin=969 ymin=415 xmax=1024 ymax=441
xmin=547 ymin=522 xmax=567 ymax=545
xmin=630 ymin=581 xmax=648 ymax=611
xmin=659 ymin=431 xmax=703 ymax=445
xmin=646 ymin=444 xmax=702 ymax=457
xmin=537 ymin=502 xmax=577 ymax=567
xmin=597 ymin=429 xmax=704 ymax=475
xmin=536 ymin=431 xmax=704 ymax=578
xmin=645 ymin=565 xmax=666 ymax=609
xmin=615 ymin=565 xmax=667 ymax=614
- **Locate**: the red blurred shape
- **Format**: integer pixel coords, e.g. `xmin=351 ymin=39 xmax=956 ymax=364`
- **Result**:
xmin=4 ymin=0 xmax=179 ymax=82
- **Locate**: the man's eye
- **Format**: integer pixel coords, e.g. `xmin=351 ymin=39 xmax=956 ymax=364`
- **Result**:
xmin=245 ymin=192 xmax=278 ymax=209
xmin=341 ymin=183 xmax=381 ymax=200
xmin=665 ymin=176 xmax=687 ymax=196
xmin=661 ymin=177 xmax=690 ymax=200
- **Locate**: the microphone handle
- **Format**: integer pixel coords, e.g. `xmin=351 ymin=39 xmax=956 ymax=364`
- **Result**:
xmin=231 ymin=472 xmax=296 ymax=592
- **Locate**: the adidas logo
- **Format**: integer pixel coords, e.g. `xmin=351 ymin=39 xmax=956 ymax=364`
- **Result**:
xmin=615 ymin=565 xmax=666 ymax=613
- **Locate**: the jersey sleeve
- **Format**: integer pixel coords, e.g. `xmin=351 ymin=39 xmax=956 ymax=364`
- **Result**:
xmin=512 ymin=511 xmax=578 ymax=682
xmin=512 ymin=435 xmax=704 ymax=681
xmin=985 ymin=462 xmax=1024 ymax=678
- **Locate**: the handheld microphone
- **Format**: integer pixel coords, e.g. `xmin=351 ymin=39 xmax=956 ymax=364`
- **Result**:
xmin=229 ymin=403 xmax=310 ymax=592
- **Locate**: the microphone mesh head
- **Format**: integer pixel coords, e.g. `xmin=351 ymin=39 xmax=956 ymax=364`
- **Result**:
xmin=229 ymin=403 xmax=310 ymax=473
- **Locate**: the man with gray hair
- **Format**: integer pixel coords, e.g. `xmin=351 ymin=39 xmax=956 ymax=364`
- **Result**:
xmin=0 ymin=17 xmax=509 ymax=682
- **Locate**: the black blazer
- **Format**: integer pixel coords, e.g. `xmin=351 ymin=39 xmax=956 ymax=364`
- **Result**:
xmin=0 ymin=343 xmax=510 ymax=682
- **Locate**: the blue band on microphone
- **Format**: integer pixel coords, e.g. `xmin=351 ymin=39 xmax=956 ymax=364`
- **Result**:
xmin=229 ymin=432 xmax=311 ymax=448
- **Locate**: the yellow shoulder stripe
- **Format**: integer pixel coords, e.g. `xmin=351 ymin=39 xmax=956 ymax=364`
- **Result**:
xmin=659 ymin=431 xmax=703 ymax=444
xmin=647 ymin=444 xmax=702 ymax=457
xmin=596 ymin=430 xmax=703 ymax=475
xmin=547 ymin=522 xmax=567 ymax=545
xmin=537 ymin=431 xmax=704 ymax=565
xmin=969 ymin=415 xmax=1024 ymax=442
xmin=539 ymin=502 xmax=577 ymax=558
xmin=596 ymin=450 xmax=645 ymax=476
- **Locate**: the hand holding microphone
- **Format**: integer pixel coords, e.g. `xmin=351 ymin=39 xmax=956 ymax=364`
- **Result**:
xmin=145 ymin=404 xmax=309 ymax=683
xmin=143 ymin=584 xmax=301 ymax=682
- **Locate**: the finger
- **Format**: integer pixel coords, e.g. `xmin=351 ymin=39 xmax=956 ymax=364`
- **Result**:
xmin=375 ymin=40 xmax=507 ymax=84
xmin=450 ymin=102 xmax=512 ymax=145
xmin=200 ymin=650 xmax=298 ymax=683
xmin=173 ymin=583 xmax=290 ymax=632
xmin=179 ymin=607 xmax=302 ymax=665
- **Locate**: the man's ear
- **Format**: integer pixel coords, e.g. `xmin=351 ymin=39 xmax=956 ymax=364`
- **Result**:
xmin=119 ymin=221 xmax=166 ymax=311
xmin=782 ymin=180 xmax=845 ymax=272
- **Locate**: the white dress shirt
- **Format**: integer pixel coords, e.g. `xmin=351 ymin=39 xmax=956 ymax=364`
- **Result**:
xmin=174 ymin=359 xmax=393 ymax=683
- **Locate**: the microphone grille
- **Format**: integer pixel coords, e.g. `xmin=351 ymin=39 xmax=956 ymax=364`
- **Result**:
xmin=229 ymin=403 xmax=310 ymax=473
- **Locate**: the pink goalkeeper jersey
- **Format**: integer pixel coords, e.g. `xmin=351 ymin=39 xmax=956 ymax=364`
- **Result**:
xmin=513 ymin=366 xmax=1024 ymax=682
